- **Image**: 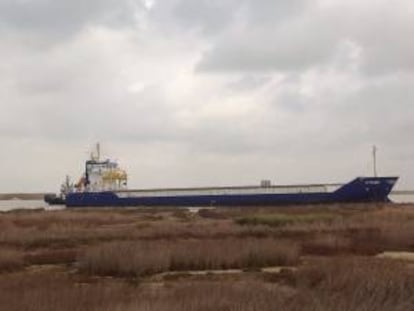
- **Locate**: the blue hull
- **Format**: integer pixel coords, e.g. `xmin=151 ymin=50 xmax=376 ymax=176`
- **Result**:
xmin=65 ymin=177 xmax=398 ymax=207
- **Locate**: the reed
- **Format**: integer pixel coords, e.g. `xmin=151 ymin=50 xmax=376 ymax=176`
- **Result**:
xmin=1 ymin=258 xmax=412 ymax=311
xmin=235 ymin=213 xmax=336 ymax=227
xmin=79 ymin=238 xmax=300 ymax=277
xmin=293 ymin=257 xmax=414 ymax=310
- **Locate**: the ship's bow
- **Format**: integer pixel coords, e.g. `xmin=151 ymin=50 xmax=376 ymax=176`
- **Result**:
xmin=333 ymin=177 xmax=398 ymax=203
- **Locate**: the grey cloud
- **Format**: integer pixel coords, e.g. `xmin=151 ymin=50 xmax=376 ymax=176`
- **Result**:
xmin=196 ymin=1 xmax=414 ymax=75
xmin=226 ymin=75 xmax=271 ymax=92
xmin=0 ymin=0 xmax=142 ymax=38
xmin=357 ymin=15 xmax=414 ymax=75
xmin=197 ymin=15 xmax=340 ymax=72
xmin=332 ymin=75 xmax=414 ymax=145
xmin=19 ymin=85 xmax=179 ymax=143
xmin=150 ymin=0 xmax=309 ymax=36
xmin=275 ymin=89 xmax=307 ymax=113
xmin=172 ymin=0 xmax=239 ymax=35
xmin=322 ymin=2 xmax=414 ymax=75
xmin=217 ymin=71 xmax=414 ymax=159
xmin=242 ymin=0 xmax=309 ymax=25
xmin=264 ymin=74 xmax=414 ymax=157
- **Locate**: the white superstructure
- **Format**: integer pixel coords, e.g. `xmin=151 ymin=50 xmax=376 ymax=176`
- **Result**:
xmin=74 ymin=144 xmax=128 ymax=192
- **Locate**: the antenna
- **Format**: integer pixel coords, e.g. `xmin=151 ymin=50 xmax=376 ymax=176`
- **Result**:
xmin=372 ymin=145 xmax=378 ymax=177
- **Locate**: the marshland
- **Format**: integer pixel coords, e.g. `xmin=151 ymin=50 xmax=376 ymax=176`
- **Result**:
xmin=0 ymin=203 xmax=413 ymax=311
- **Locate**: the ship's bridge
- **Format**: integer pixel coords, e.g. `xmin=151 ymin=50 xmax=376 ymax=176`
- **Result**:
xmin=85 ymin=159 xmax=127 ymax=192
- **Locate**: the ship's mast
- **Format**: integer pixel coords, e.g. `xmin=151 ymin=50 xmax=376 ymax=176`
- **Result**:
xmin=372 ymin=145 xmax=378 ymax=177
xmin=96 ymin=143 xmax=101 ymax=161
xmin=91 ymin=143 xmax=101 ymax=161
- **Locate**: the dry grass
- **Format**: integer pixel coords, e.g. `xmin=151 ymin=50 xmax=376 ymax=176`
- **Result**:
xmin=292 ymin=257 xmax=414 ymax=310
xmin=0 ymin=272 xmax=291 ymax=311
xmin=0 ymin=248 xmax=24 ymax=273
xmin=235 ymin=212 xmax=336 ymax=227
xmin=24 ymin=248 xmax=79 ymax=265
xmin=0 ymin=205 xmax=412 ymax=255
xmin=79 ymin=238 xmax=300 ymax=277
xmin=0 ymin=203 xmax=412 ymax=311
xmin=2 ymin=209 xmax=143 ymax=228
xmin=0 ymin=257 xmax=412 ymax=311
xmin=197 ymin=208 xmax=229 ymax=219
xmin=0 ymin=203 xmax=413 ymax=311
xmin=0 ymin=274 xmax=136 ymax=311
xmin=301 ymin=234 xmax=353 ymax=255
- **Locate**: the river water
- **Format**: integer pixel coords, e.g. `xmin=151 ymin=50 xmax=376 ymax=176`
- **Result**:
xmin=0 ymin=200 xmax=64 ymax=212
xmin=389 ymin=194 xmax=414 ymax=204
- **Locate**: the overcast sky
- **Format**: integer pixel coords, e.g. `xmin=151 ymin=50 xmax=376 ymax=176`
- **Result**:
xmin=1 ymin=0 xmax=413 ymax=192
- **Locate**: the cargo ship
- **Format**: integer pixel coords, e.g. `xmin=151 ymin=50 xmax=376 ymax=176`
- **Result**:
xmin=45 ymin=145 xmax=398 ymax=207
